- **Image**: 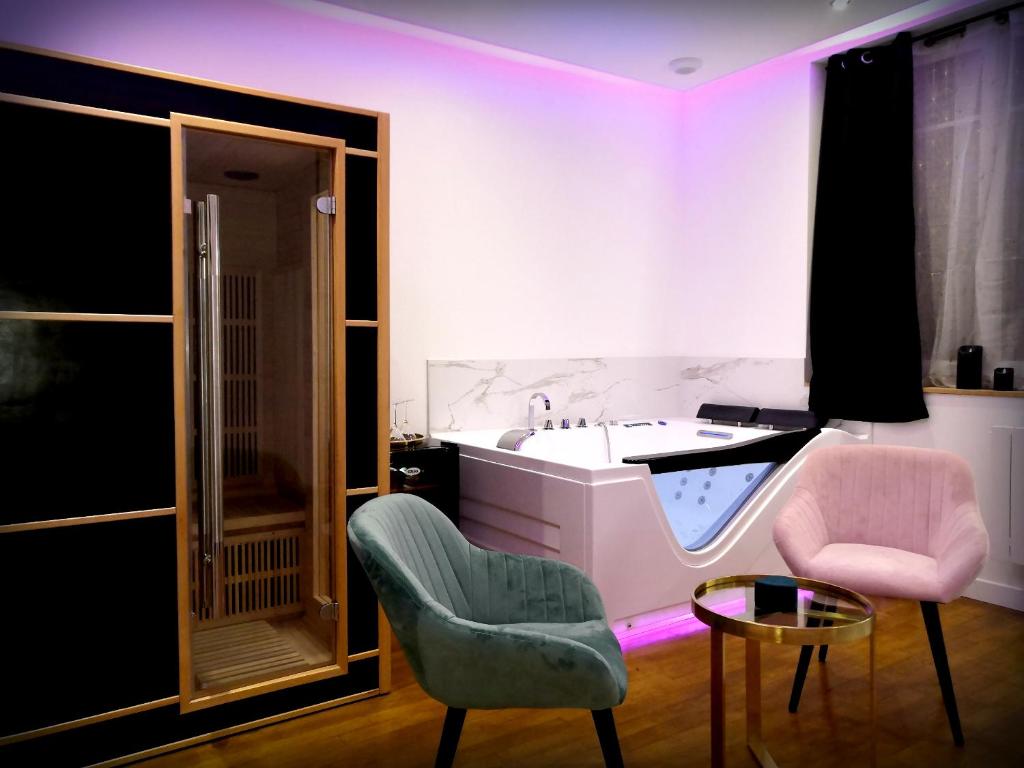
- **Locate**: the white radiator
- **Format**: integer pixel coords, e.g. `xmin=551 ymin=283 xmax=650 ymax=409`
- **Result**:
xmin=992 ymin=426 xmax=1024 ymax=565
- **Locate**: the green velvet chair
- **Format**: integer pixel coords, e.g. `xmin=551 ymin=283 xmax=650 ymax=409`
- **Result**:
xmin=348 ymin=493 xmax=628 ymax=767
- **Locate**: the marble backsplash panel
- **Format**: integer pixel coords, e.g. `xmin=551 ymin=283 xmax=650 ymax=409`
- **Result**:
xmin=427 ymin=356 xmax=809 ymax=433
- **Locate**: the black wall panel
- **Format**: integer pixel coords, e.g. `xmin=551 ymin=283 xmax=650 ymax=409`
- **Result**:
xmin=0 ymin=48 xmax=378 ymax=150
xmin=0 ymin=517 xmax=179 ymax=736
xmin=346 ymin=493 xmax=380 ymax=654
xmin=0 ymin=320 xmax=175 ymax=525
xmin=0 ymin=101 xmax=172 ymax=314
xmin=345 ymin=327 xmax=378 ymax=488
xmin=345 ymin=154 xmax=378 ymax=320
xmin=0 ymin=660 xmax=380 ymax=767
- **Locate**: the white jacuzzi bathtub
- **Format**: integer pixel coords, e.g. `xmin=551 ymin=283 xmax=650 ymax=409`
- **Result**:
xmin=433 ymin=418 xmax=862 ymax=638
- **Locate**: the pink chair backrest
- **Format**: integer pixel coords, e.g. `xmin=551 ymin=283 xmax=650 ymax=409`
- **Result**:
xmin=795 ymin=444 xmax=977 ymax=557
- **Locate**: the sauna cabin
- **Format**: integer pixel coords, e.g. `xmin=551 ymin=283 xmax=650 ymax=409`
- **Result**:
xmin=0 ymin=45 xmax=390 ymax=765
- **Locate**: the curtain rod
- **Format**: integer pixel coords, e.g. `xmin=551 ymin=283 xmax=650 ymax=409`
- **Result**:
xmin=911 ymin=1 xmax=1022 ymax=46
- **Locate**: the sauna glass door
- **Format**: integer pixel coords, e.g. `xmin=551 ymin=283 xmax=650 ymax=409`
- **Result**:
xmin=175 ymin=117 xmax=347 ymax=705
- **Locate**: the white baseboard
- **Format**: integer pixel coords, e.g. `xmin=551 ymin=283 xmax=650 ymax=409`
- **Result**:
xmin=964 ymin=577 xmax=1024 ymax=612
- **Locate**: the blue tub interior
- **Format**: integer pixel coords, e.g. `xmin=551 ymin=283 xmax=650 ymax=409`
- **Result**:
xmin=652 ymin=461 xmax=776 ymax=550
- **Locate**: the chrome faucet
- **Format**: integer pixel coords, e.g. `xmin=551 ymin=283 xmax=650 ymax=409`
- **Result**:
xmin=527 ymin=392 xmax=551 ymax=431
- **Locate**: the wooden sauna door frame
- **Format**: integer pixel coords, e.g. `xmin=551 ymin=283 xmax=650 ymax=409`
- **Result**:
xmin=171 ymin=112 xmax=348 ymax=712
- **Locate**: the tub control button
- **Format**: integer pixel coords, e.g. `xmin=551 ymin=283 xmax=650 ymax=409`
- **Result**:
xmin=561 ymin=418 xmax=571 ymax=429
xmin=577 ymin=418 xmax=588 ymax=428
xmin=543 ymin=419 xmax=554 ymax=430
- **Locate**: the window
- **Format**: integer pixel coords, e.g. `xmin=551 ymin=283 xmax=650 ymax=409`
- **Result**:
xmin=913 ymin=10 xmax=1023 ymax=387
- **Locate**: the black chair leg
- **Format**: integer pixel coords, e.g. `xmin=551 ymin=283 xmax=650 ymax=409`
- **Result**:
xmin=435 ymin=707 xmax=467 ymax=768
xmin=592 ymin=708 xmax=625 ymax=768
xmin=921 ymin=601 xmax=965 ymax=746
xmin=789 ymin=597 xmax=830 ymax=713
xmin=789 ymin=644 xmax=815 ymax=713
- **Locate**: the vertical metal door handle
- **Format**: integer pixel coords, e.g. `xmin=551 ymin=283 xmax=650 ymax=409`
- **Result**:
xmin=195 ymin=196 xmax=224 ymax=615
xmin=195 ymin=200 xmax=213 ymax=613
xmin=206 ymin=194 xmax=225 ymax=556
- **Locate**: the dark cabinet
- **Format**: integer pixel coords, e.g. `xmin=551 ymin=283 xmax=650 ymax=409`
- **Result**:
xmin=389 ymin=439 xmax=460 ymax=526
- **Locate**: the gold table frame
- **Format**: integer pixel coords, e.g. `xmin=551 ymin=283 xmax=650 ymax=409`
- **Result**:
xmin=692 ymin=575 xmax=876 ymax=768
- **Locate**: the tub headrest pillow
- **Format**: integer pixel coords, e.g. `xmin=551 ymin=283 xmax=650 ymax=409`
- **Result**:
xmin=754 ymin=408 xmax=822 ymax=430
xmin=695 ymin=403 xmax=759 ymax=425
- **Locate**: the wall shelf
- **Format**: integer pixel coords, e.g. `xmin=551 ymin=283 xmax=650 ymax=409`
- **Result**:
xmin=924 ymin=387 xmax=1023 ymax=398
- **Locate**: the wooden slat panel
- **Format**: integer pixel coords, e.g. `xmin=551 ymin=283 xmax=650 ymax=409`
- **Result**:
xmin=0 ymin=91 xmax=170 ymax=126
xmin=193 ymin=621 xmax=307 ymax=689
xmin=0 ymin=696 xmax=179 ymax=747
xmin=0 ymin=311 xmax=173 ymax=323
xmin=99 ymin=688 xmax=378 ymax=766
xmin=0 ymin=507 xmax=175 ymax=534
xmin=346 ymin=487 xmax=378 ymax=496
xmin=0 ymin=43 xmax=383 ymax=119
xmin=222 ymin=271 xmax=260 ymax=479
xmin=192 ymin=528 xmax=302 ymax=624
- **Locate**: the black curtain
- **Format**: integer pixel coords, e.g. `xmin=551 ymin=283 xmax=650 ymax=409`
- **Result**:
xmin=808 ymin=32 xmax=928 ymax=423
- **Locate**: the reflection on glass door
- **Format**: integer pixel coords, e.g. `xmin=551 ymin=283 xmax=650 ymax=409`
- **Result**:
xmin=176 ymin=118 xmax=346 ymax=704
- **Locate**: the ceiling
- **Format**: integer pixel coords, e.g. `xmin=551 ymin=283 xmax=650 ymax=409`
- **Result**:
xmin=318 ymin=0 xmax=941 ymax=90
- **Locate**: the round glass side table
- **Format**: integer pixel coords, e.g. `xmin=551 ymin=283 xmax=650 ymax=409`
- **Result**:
xmin=692 ymin=575 xmax=876 ymax=768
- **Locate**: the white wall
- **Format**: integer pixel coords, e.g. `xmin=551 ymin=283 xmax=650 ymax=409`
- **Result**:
xmin=0 ymin=0 xmax=689 ymax=434
xmin=674 ymin=57 xmax=822 ymax=359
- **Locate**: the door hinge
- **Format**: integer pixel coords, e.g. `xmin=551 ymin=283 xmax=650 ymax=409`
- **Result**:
xmin=319 ymin=601 xmax=340 ymax=621
xmin=316 ymin=196 xmax=337 ymax=215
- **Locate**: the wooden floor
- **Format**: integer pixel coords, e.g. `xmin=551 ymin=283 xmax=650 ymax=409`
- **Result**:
xmin=140 ymin=597 xmax=1024 ymax=767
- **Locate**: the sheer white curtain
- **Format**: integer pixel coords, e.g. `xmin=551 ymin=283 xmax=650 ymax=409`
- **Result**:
xmin=913 ymin=9 xmax=1023 ymax=387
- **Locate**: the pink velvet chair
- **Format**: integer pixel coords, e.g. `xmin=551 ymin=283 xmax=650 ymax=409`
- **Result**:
xmin=772 ymin=444 xmax=989 ymax=745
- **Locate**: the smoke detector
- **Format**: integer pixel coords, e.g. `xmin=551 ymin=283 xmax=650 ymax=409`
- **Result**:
xmin=668 ymin=57 xmax=703 ymax=75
